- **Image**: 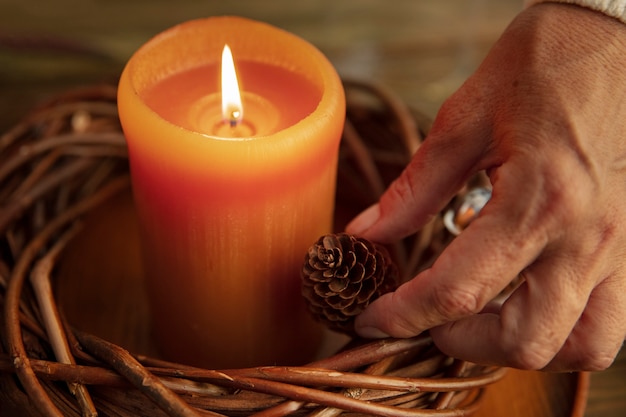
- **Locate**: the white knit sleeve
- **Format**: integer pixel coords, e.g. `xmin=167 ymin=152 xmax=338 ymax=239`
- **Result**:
xmin=524 ymin=0 xmax=626 ymax=23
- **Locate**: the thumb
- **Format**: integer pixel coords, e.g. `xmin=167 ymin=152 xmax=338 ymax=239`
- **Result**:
xmin=346 ymin=115 xmax=489 ymax=243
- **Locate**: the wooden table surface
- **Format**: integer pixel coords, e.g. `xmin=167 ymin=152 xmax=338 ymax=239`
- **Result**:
xmin=1 ymin=1 xmax=625 ymax=416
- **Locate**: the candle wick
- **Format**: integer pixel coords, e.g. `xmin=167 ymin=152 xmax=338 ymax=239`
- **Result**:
xmin=228 ymin=109 xmax=242 ymax=127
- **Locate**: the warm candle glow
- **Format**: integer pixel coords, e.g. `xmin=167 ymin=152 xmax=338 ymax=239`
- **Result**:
xmin=221 ymin=44 xmax=243 ymax=127
xmin=118 ymin=16 xmax=345 ymax=368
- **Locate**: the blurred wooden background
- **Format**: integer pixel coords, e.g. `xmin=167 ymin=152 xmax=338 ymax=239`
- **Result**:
xmin=1 ymin=1 xmax=625 ymax=416
xmin=0 ymin=0 xmax=517 ymax=130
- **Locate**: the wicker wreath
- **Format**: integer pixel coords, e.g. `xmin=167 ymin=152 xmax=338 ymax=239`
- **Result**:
xmin=0 ymin=80 xmax=502 ymax=417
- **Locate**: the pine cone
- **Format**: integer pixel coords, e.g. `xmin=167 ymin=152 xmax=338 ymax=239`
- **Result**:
xmin=301 ymin=233 xmax=399 ymax=335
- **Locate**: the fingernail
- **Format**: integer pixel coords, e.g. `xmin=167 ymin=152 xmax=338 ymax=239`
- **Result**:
xmin=346 ymin=204 xmax=380 ymax=235
xmin=356 ymin=326 xmax=390 ymax=339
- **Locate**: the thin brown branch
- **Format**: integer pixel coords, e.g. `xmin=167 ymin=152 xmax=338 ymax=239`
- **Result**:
xmin=247 ymin=337 xmax=436 ymax=417
xmin=309 ymin=336 xmax=434 ymax=371
xmin=4 ymin=176 xmax=130 ymax=417
xmin=220 ymin=366 xmax=505 ymax=393
xmin=342 ymin=119 xmax=386 ymax=198
xmin=0 ymin=158 xmax=95 ymax=233
xmin=74 ymin=331 xmax=213 ymax=417
xmin=305 ymin=355 xmax=400 ymax=417
xmin=228 ymin=377 xmax=475 ymax=417
xmin=9 ymin=148 xmax=65 ymax=200
xmin=30 ymin=224 xmax=97 ymax=417
xmin=343 ymin=79 xmax=422 ymax=155
xmin=0 ymin=132 xmax=125 ymax=185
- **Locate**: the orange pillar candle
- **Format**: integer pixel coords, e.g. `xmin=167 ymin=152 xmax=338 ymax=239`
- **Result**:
xmin=117 ymin=16 xmax=345 ymax=368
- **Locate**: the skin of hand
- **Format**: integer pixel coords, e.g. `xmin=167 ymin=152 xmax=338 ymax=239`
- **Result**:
xmin=346 ymin=3 xmax=626 ymax=372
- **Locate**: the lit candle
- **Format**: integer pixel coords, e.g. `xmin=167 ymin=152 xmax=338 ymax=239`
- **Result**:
xmin=117 ymin=16 xmax=345 ymax=368
xmin=220 ymin=44 xmax=243 ymax=127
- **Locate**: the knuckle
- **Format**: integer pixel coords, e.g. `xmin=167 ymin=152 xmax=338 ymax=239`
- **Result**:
xmin=505 ymin=342 xmax=555 ymax=370
xmin=387 ymin=169 xmax=419 ymax=209
xmin=430 ymin=283 xmax=482 ymax=321
xmin=573 ymin=343 xmax=620 ymax=371
xmin=385 ymin=317 xmax=422 ymax=338
xmin=541 ymin=168 xmax=592 ymax=228
xmin=582 ymin=354 xmax=616 ymax=371
xmin=379 ymin=293 xmax=425 ymax=338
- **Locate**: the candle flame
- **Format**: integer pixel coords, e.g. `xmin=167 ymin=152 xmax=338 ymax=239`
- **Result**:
xmin=221 ymin=44 xmax=243 ymax=126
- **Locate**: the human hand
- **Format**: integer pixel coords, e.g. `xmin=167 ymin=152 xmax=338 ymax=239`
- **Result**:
xmin=347 ymin=3 xmax=626 ymax=371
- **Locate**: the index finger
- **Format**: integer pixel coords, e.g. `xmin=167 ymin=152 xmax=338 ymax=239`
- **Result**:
xmin=346 ymin=103 xmax=493 ymax=243
xmin=355 ymin=170 xmax=547 ymax=338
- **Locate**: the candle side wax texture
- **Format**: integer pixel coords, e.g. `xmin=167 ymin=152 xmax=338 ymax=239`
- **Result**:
xmin=118 ymin=16 xmax=345 ymax=368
